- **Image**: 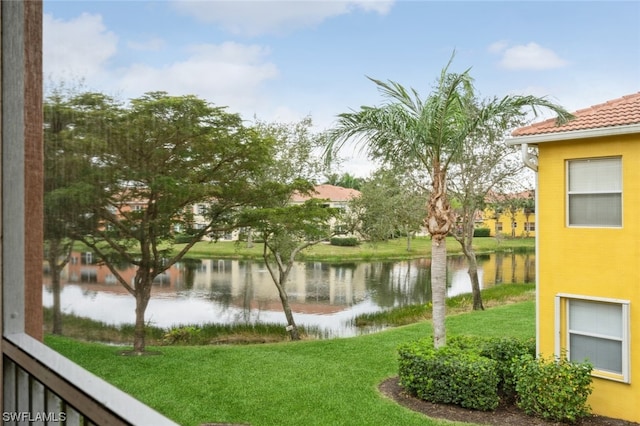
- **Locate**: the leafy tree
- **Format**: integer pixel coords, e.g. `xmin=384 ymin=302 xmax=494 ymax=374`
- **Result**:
xmin=325 ymin=55 xmax=572 ymax=348
xmin=241 ymin=118 xmax=337 ymax=340
xmin=62 ymin=91 xmax=271 ymax=354
xmin=243 ymin=194 xmax=341 ymax=340
xmin=43 ymin=86 xmax=95 ymax=334
xmin=324 ymin=172 xmax=364 ymax=190
xmin=448 ymin=105 xmax=527 ymax=310
xmin=350 ymin=167 xmax=426 ymax=250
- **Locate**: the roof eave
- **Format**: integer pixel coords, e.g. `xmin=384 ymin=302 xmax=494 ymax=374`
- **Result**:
xmin=506 ymin=123 xmax=640 ymax=146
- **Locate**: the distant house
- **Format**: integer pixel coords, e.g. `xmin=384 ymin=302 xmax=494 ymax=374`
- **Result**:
xmin=481 ymin=190 xmax=536 ymax=237
xmin=508 ymin=92 xmax=640 ymax=422
xmin=290 ymin=184 xmax=361 ymax=209
xmin=186 ymin=184 xmax=362 ymax=241
xmin=290 ymin=184 xmax=361 ymax=235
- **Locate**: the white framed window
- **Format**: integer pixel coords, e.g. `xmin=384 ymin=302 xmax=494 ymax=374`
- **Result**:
xmin=555 ymin=294 xmax=630 ymax=383
xmin=567 ymin=157 xmax=622 ymax=227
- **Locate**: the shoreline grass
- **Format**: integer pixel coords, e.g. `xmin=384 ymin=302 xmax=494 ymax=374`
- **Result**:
xmin=354 ymin=283 xmax=534 ymax=327
xmin=178 ymin=236 xmax=534 ymax=262
xmin=46 ymin=297 xmax=535 ymax=426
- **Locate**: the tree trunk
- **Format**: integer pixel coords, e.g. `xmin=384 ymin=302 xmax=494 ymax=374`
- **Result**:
xmin=51 ymin=264 xmax=62 ymax=334
xmin=431 ymin=237 xmax=447 ymax=348
xmin=427 ymin=164 xmax=453 ymax=349
xmin=405 ymin=226 xmax=412 ymax=252
xmin=461 ymin=216 xmax=484 ymax=311
xmin=262 ymin=246 xmax=301 ymax=341
xmin=46 ymin=239 xmax=68 ymax=335
xmin=466 ymin=249 xmax=484 ymax=311
xmin=246 ymin=227 xmax=254 ymax=248
xmin=273 ymin=273 xmax=300 ymax=340
xmin=133 ymin=274 xmax=152 ymax=354
xmin=51 ymin=266 xmax=63 ymax=334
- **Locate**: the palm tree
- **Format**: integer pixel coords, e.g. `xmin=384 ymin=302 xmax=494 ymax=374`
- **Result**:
xmin=324 ymin=56 xmax=572 ymax=348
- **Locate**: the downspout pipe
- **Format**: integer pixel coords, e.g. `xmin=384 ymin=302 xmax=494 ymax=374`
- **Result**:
xmin=518 ymin=141 xmax=540 ymax=355
xmin=521 ymin=143 xmax=538 ymax=172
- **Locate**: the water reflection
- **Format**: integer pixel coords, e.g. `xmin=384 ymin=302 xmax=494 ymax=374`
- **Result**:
xmin=43 ymin=251 xmax=534 ymax=337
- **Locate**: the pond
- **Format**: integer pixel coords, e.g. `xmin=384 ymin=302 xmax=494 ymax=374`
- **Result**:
xmin=43 ymin=251 xmax=535 ymax=337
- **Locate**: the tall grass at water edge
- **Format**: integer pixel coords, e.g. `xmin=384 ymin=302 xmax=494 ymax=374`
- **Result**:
xmin=179 ymin=236 xmax=534 ymax=262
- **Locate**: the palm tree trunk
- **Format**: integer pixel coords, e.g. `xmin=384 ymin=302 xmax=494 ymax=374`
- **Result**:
xmin=431 ymin=237 xmax=447 ymax=348
xmin=427 ymin=165 xmax=453 ymax=349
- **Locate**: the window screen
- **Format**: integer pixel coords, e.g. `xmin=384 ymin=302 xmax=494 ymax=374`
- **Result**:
xmin=567 ymin=157 xmax=622 ymax=227
xmin=568 ymin=299 xmax=624 ymax=375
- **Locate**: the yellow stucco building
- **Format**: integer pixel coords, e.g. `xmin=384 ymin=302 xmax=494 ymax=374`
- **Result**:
xmin=481 ymin=191 xmax=536 ymax=237
xmin=508 ymin=92 xmax=640 ymax=423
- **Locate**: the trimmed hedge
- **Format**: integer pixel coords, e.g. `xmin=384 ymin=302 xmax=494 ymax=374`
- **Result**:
xmin=473 ymin=227 xmax=491 ymax=237
xmin=330 ymin=237 xmax=359 ymax=246
xmin=479 ymin=337 xmax=536 ymax=399
xmin=398 ymin=336 xmax=593 ymax=421
xmin=398 ymin=338 xmax=500 ymax=411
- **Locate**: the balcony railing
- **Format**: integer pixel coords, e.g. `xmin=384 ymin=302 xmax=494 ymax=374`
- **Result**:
xmin=3 ymin=333 xmax=178 ymax=426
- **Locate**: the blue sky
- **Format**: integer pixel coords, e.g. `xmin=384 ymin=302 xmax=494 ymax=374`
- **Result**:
xmin=44 ymin=1 xmax=640 ymax=176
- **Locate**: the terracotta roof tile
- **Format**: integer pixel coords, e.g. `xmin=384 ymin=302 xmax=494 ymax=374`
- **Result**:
xmin=485 ymin=189 xmax=534 ymax=203
xmin=290 ymin=184 xmax=361 ymax=203
xmin=512 ymin=92 xmax=640 ymax=137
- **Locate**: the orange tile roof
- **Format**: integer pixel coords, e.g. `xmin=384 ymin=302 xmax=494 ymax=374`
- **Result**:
xmin=485 ymin=189 xmax=534 ymax=203
xmin=512 ymin=92 xmax=640 ymax=137
xmin=290 ymin=184 xmax=361 ymax=203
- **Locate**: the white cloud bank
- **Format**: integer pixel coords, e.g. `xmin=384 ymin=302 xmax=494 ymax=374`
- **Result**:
xmin=43 ymin=12 xmax=118 ymax=82
xmin=170 ymin=0 xmax=394 ymax=36
xmin=118 ymin=42 xmax=279 ymax=110
xmin=489 ymin=41 xmax=569 ymax=70
xmin=43 ymin=12 xmax=279 ymax=114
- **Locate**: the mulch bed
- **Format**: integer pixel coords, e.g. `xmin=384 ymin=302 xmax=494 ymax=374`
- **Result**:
xmin=378 ymin=377 xmax=639 ymax=426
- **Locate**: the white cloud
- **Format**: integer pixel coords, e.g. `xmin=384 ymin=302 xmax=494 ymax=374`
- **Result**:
xmin=487 ymin=40 xmax=509 ymax=55
xmin=127 ymin=37 xmax=165 ymax=52
xmin=43 ymin=13 xmax=118 ymax=82
xmin=490 ymin=41 xmax=568 ymax=70
xmin=117 ymin=42 xmax=279 ymax=111
xmin=171 ymin=0 xmax=394 ymax=36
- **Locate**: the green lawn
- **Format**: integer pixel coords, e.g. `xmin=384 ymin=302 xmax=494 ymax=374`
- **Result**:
xmin=46 ymin=300 xmax=535 ymax=426
xmin=179 ymin=236 xmax=534 ymax=261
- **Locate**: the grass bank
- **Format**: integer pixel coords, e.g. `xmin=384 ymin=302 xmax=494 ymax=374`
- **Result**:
xmin=46 ymin=291 xmax=535 ymax=426
xmin=178 ymin=236 xmax=534 ymax=262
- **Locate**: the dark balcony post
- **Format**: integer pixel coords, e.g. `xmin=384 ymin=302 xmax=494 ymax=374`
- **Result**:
xmin=24 ymin=0 xmax=44 ymax=342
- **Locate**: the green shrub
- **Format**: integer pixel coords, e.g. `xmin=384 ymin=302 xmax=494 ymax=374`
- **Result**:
xmin=398 ymin=339 xmax=500 ymax=411
xmin=163 ymin=326 xmax=203 ymax=345
xmin=473 ymin=227 xmax=491 ymax=237
xmin=479 ymin=337 xmax=536 ymax=399
xmin=174 ymin=233 xmax=200 ymax=244
xmin=512 ymin=354 xmax=593 ymax=423
xmin=330 ymin=237 xmax=359 ymax=246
